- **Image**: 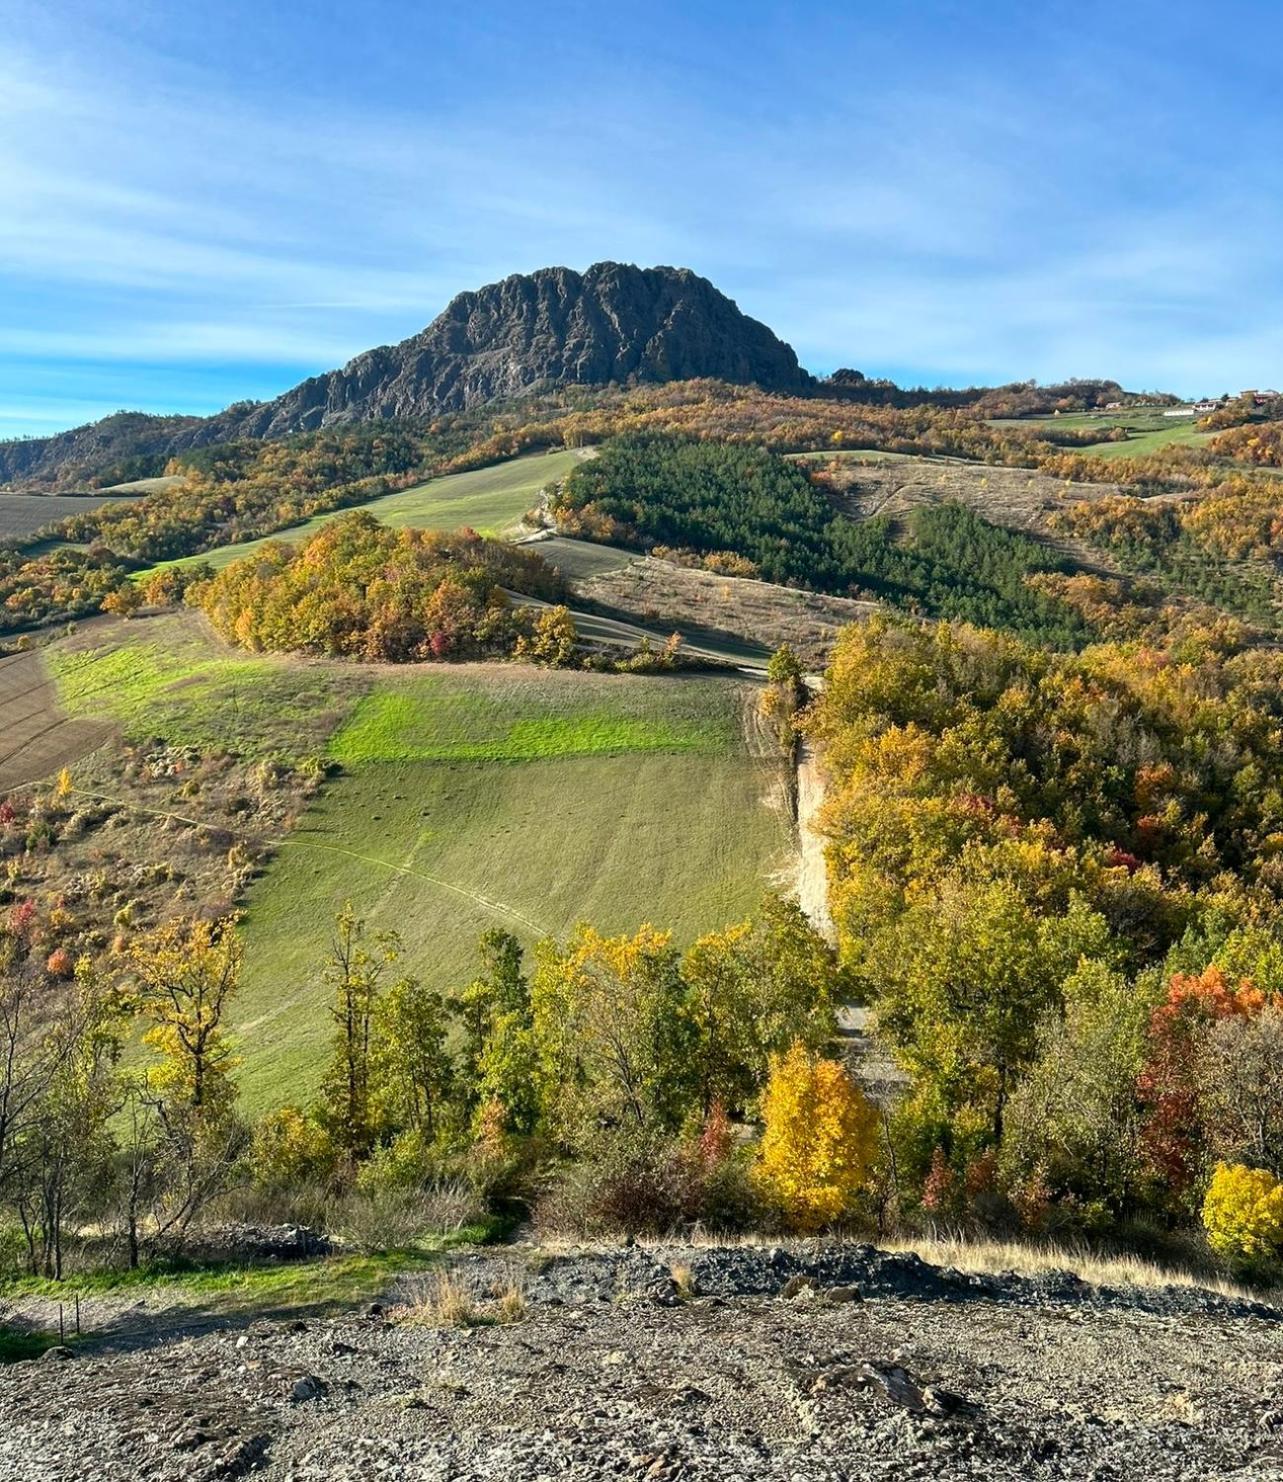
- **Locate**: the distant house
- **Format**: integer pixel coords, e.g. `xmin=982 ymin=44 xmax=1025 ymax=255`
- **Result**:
xmin=1104 ymin=401 xmax=1123 ymax=410
xmin=1193 ymin=400 xmax=1219 ymax=413
xmin=1164 ymin=408 xmax=1196 ymax=418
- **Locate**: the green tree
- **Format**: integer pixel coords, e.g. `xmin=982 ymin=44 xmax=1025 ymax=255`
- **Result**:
xmin=373 ymin=976 xmax=455 ymax=1138
xmin=320 ymin=904 xmax=403 ymax=1157
xmin=868 ymin=877 xmax=1112 ymax=1145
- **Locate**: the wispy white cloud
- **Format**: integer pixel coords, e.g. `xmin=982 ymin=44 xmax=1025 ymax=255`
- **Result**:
xmin=1 ymin=2 xmax=1281 ymax=434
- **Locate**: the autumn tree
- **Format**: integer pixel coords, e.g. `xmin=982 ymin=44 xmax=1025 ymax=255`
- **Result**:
xmin=1001 ymin=962 xmax=1151 ymax=1216
xmin=681 ymin=896 xmax=838 ymax=1114
xmin=529 ymin=925 xmax=694 ymax=1142
xmin=515 ymin=604 xmax=578 ymax=667
xmin=866 ymin=876 xmax=1112 ymax=1146
xmin=754 ymin=1041 xmax=877 ymax=1231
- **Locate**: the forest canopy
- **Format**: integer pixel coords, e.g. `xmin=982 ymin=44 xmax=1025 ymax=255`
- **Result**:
xmin=554 ymin=434 xmax=1092 ymax=645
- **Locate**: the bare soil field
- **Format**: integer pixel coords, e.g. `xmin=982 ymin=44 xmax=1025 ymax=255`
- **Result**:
xmin=0 ymin=490 xmax=138 ymax=542
xmin=815 ymin=455 xmax=1128 ymax=569
xmin=571 ymin=556 xmax=880 ymax=667
xmin=0 ymin=650 xmax=115 ymax=791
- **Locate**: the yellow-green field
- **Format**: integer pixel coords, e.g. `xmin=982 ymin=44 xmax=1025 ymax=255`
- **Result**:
xmin=231 ymin=664 xmax=788 ymax=1112
xmin=992 ymin=409 xmax=1214 ymax=458
xmin=145 ymin=448 xmax=589 ymax=574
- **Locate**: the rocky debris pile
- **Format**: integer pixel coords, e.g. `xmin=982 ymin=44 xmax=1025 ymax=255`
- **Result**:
xmin=165 ymin=1224 xmax=332 ymax=1266
xmin=448 ymin=1239 xmax=1281 ymax=1321
xmin=3 ymin=1242 xmax=1282 ymax=1480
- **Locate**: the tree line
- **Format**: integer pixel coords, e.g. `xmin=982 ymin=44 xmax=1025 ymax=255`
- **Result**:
xmin=0 ymin=891 xmax=869 ymax=1276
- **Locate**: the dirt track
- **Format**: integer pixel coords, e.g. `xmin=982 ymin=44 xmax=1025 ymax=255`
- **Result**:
xmin=0 ymin=651 xmax=113 ymax=792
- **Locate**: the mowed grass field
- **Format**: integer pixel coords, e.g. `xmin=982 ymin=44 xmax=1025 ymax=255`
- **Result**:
xmin=232 ymin=665 xmax=790 ymax=1112
xmin=42 ymin=614 xmax=791 ymax=1115
xmin=0 ymin=490 xmax=139 ymax=542
xmin=992 ymin=409 xmax=1214 ymax=459
xmin=145 ymin=448 xmax=590 ymax=575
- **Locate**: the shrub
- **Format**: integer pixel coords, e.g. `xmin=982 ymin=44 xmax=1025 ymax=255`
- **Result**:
xmin=355 ymin=1128 xmax=438 ymax=1194
xmin=536 ymin=1129 xmax=701 ymax=1237
xmin=327 ymin=1184 xmax=487 ymax=1251
xmin=44 ymin=947 xmax=75 ymax=979
xmin=1202 ymin=1162 xmax=1283 ymax=1263
xmin=251 ymin=1106 xmax=338 ymax=1190
xmin=754 ymin=1041 xmax=878 ymax=1232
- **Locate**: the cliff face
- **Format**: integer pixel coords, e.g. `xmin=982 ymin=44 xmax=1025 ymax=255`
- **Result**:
xmin=218 ymin=262 xmax=811 ymax=437
xmin=0 ymin=264 xmax=810 ymax=487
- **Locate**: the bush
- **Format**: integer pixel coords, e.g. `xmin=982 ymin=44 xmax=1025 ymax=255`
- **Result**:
xmin=537 ymin=1129 xmax=701 ymax=1237
xmin=1202 ymin=1162 xmax=1283 ymax=1264
xmin=355 ymin=1128 xmax=439 ymax=1194
xmin=251 ymin=1106 xmax=338 ymax=1190
xmin=327 ymin=1184 xmax=487 ymax=1251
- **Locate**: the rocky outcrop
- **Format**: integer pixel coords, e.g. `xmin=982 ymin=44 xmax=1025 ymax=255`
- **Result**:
xmin=0 ymin=264 xmax=811 ymax=487
xmin=216 ymin=262 xmax=810 ymax=437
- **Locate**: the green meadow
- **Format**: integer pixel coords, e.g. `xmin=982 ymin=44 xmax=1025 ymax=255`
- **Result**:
xmin=46 ymin=615 xmax=791 ymax=1115
xmin=144 ymin=448 xmax=589 ymax=574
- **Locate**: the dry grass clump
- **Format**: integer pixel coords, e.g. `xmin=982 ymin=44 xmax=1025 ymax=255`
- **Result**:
xmin=669 ymin=1261 xmax=696 ymax=1299
xmin=880 ymin=1232 xmax=1283 ymax=1305
xmin=392 ymin=1267 xmax=528 ymax=1328
xmin=394 ymin=1270 xmax=480 ymax=1328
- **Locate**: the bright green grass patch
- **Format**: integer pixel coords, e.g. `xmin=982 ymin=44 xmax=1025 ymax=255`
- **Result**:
xmin=328 ymin=669 xmax=734 ymax=765
xmin=232 ymin=672 xmax=788 ymax=1114
xmin=48 ymin=614 xmax=367 ymax=759
xmin=1 ymin=1231 xmax=487 ymax=1309
xmin=1081 ymin=426 xmax=1214 ymax=458
xmin=0 ymin=1326 xmax=54 ymax=1362
xmin=144 ymin=449 xmax=589 ymax=576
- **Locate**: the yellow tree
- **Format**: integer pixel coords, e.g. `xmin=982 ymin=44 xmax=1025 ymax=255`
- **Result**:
xmin=755 ymin=1041 xmax=877 ymax=1231
xmin=130 ymin=915 xmax=241 ymax=1115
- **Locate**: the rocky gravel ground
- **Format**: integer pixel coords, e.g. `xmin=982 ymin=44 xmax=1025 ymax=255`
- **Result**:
xmin=3 ymin=1242 xmax=1283 ymax=1480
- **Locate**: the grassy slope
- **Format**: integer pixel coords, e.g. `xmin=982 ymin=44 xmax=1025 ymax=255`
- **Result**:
xmin=232 ymin=666 xmax=789 ymax=1113
xmin=146 ymin=449 xmax=588 ymax=574
xmin=992 ymin=410 xmax=1214 ymax=458
xmin=48 ymin=617 xmax=791 ymax=1116
xmin=48 ymin=612 xmax=367 ymax=760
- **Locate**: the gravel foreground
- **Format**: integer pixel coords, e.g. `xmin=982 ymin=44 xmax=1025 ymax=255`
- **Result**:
xmin=4 ymin=1241 xmax=1283 ymax=1481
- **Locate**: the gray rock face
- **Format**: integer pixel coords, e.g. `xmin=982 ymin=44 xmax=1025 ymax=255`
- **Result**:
xmin=220 ymin=262 xmax=811 ymax=437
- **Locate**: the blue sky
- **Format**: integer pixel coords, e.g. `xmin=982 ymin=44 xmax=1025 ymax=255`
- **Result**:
xmin=3 ymin=0 xmax=1281 ymax=438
